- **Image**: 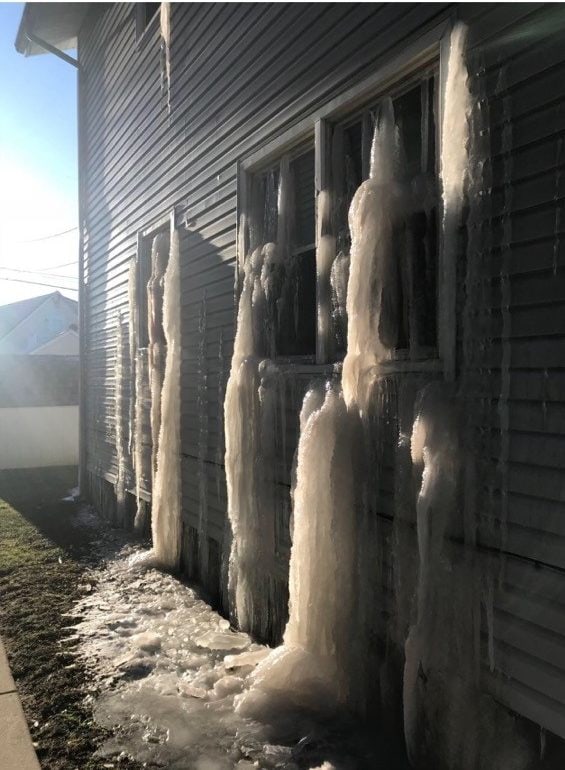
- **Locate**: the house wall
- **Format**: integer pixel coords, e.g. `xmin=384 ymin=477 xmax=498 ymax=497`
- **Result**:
xmin=78 ymin=2 xmax=565 ymax=742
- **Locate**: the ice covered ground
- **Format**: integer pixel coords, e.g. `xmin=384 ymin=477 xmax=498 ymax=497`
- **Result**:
xmin=68 ymin=515 xmax=406 ymax=770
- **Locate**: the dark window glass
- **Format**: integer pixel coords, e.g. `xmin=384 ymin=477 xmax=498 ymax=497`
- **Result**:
xmin=251 ymin=148 xmax=316 ymax=358
xmin=142 ymin=3 xmax=160 ymax=28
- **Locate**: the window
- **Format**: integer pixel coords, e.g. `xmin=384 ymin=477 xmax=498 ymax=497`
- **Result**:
xmin=136 ymin=3 xmax=160 ymax=42
xmin=328 ymin=70 xmax=439 ymax=362
xmin=238 ymin=39 xmax=448 ymax=372
xmin=137 ymin=218 xmax=171 ymax=349
xmin=244 ymin=145 xmax=316 ymax=358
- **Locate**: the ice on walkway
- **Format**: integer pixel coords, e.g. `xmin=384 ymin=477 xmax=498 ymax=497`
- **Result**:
xmin=70 ymin=542 xmax=383 ymax=770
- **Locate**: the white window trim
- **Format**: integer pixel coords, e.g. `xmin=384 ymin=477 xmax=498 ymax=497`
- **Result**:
xmin=237 ymin=16 xmax=456 ymax=377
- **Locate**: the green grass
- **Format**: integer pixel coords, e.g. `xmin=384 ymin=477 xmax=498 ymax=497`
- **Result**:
xmin=0 ymin=469 xmax=141 ymax=770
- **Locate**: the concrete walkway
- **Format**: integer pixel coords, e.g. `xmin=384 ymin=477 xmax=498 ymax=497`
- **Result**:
xmin=0 ymin=638 xmax=41 ymax=770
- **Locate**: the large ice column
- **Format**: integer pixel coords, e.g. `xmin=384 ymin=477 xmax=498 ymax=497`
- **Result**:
xmin=236 ymin=384 xmax=368 ymax=717
xmin=224 ymin=244 xmax=280 ymax=634
xmin=151 ymin=230 xmax=182 ymax=571
xmin=342 ymin=98 xmax=402 ymax=411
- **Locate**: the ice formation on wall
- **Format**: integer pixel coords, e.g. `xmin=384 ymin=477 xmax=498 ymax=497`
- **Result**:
xmin=150 ymin=230 xmax=182 ymax=570
xmin=114 ymin=313 xmax=128 ymax=526
xmin=342 ymin=97 xmax=401 ymax=411
xmin=224 ymin=243 xmax=280 ymax=635
xmin=148 ymin=233 xmax=169 ymax=484
xmin=225 ymin=158 xmax=295 ymax=635
xmin=237 ymin=384 xmax=368 ymax=717
xmin=133 ymin=348 xmax=147 ymax=534
xmin=128 ymin=256 xmax=147 ymax=533
xmin=127 ymin=258 xmax=137 ymax=455
xmin=439 ymin=22 xmax=472 ymax=380
xmin=235 ymin=104 xmax=405 ymax=721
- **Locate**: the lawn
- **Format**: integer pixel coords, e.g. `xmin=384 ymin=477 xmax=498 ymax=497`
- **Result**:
xmin=0 ymin=467 xmax=140 ymax=770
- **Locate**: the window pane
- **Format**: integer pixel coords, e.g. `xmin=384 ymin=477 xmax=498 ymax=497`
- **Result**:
xmin=249 ymin=148 xmax=316 ymax=358
xmin=292 ymin=150 xmax=315 ymax=249
xmin=276 ymin=248 xmax=316 ymax=356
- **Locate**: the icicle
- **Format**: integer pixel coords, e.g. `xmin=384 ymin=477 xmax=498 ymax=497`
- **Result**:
xmin=128 ymin=258 xmax=137 ymax=456
xmin=114 ymin=313 xmax=127 ymax=526
xmin=197 ymin=293 xmax=209 ymax=579
xmin=439 ymin=21 xmax=472 ymax=382
xmin=342 ymin=98 xmax=402 ymax=411
xmin=316 ymin=190 xmax=336 ymax=363
xmin=224 ymin=244 xmax=279 ymax=634
xmin=150 ymin=230 xmax=182 ymax=571
xmin=133 ymin=349 xmax=148 ymax=534
xmin=160 ymin=2 xmax=171 ymax=112
xmin=215 ymin=328 xmax=226 ymax=501
xmin=148 ymin=233 xmax=169 ymax=486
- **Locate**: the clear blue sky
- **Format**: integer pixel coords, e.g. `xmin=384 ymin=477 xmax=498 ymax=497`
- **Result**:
xmin=0 ymin=2 xmax=78 ymax=304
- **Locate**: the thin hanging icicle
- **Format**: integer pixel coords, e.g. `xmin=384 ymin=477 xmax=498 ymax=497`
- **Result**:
xmin=151 ymin=230 xmax=182 ymax=570
xmin=316 ymin=190 xmax=336 ymax=363
xmin=133 ymin=348 xmax=148 ymax=534
xmin=114 ymin=313 xmax=127 ymax=526
xmin=127 ymin=258 xmax=137 ymax=456
xmin=160 ymin=2 xmax=172 ymax=112
xmin=148 ymin=233 xmax=169 ymax=486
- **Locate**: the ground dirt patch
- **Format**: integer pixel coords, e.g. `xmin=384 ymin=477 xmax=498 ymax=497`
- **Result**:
xmin=0 ymin=467 xmax=141 ymax=770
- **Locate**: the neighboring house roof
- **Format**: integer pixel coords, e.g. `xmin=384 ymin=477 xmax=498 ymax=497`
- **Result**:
xmin=15 ymin=3 xmax=90 ymax=56
xmin=0 ymin=291 xmax=78 ymax=345
xmin=30 ymin=328 xmax=79 ymax=356
xmin=0 ymin=293 xmax=51 ymax=340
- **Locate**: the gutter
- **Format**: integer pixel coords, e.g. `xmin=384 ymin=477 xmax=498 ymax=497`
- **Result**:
xmin=24 ymin=30 xmax=78 ymax=68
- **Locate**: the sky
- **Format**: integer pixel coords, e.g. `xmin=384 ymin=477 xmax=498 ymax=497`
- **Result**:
xmin=0 ymin=2 xmax=78 ymax=306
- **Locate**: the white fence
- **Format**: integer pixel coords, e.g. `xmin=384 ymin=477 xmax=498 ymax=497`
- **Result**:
xmin=0 ymin=405 xmax=78 ymax=469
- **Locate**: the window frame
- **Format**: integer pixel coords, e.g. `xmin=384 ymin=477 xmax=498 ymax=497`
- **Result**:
xmin=237 ymin=17 xmax=455 ymax=378
xmin=136 ymin=210 xmax=175 ymax=350
xmin=135 ymin=3 xmax=161 ymax=49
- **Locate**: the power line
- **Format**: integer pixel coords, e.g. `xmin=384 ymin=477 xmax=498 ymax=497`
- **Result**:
xmin=14 ymin=227 xmax=78 ymax=244
xmin=0 ymin=275 xmax=78 ymax=292
xmin=43 ymin=260 xmax=78 ymax=270
xmin=0 ymin=266 xmax=77 ymax=280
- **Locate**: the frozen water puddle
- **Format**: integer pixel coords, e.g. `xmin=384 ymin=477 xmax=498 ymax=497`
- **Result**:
xmin=70 ymin=545 xmax=382 ymax=770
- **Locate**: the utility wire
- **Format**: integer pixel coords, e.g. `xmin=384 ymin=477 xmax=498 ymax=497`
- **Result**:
xmin=0 ymin=266 xmax=77 ymax=280
xmin=0 ymin=275 xmax=78 ymax=291
xmin=42 ymin=260 xmax=78 ymax=270
xmin=14 ymin=227 xmax=78 ymax=244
